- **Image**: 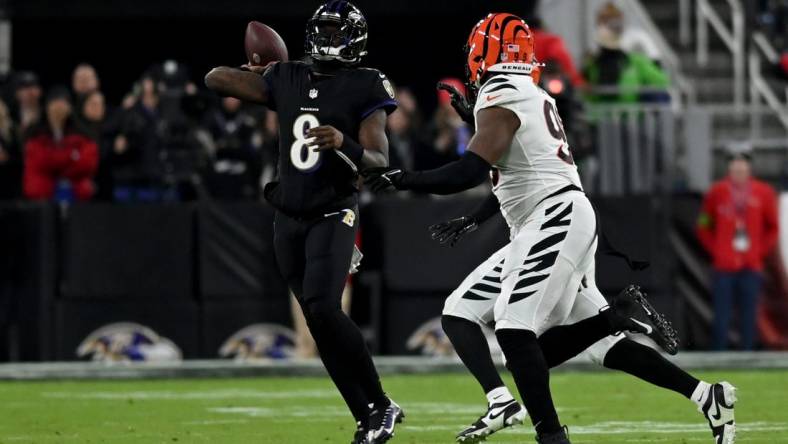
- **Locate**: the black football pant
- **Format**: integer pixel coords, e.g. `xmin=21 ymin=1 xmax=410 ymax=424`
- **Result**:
xmin=274 ymin=208 xmax=386 ymax=425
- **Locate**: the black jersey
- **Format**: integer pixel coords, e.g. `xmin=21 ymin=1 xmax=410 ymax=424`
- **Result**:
xmin=262 ymin=61 xmax=397 ymax=217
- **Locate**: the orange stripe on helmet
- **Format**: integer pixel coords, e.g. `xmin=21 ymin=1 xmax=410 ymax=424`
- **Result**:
xmin=466 ymin=13 xmax=535 ymax=91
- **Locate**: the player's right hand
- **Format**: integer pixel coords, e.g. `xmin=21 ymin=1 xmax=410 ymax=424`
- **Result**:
xmin=240 ymin=61 xmax=277 ymax=74
xmin=428 ymin=216 xmax=479 ymax=247
xmin=437 ymin=82 xmax=475 ymax=126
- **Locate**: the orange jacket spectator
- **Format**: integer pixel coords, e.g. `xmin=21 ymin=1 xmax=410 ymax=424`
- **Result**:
xmin=697 ymin=169 xmax=779 ymax=272
xmin=23 ymin=87 xmax=99 ymax=201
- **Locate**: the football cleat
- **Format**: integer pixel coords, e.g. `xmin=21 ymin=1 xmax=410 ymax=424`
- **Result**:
xmin=699 ymin=382 xmax=737 ymax=444
xmin=351 ymin=421 xmax=370 ymax=444
xmin=456 ymin=399 xmax=527 ymax=443
xmin=367 ymin=398 xmax=404 ymax=443
xmin=536 ymin=426 xmax=571 ymax=444
xmin=609 ymin=285 xmax=680 ymax=355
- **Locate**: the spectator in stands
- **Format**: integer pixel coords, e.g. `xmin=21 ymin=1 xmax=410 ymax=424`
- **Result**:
xmin=697 ymin=151 xmax=780 ymax=351
xmin=620 ymin=21 xmax=663 ymax=65
xmin=0 ymin=100 xmax=21 ymax=200
xmin=112 ymin=76 xmax=164 ymax=202
xmin=583 ymin=3 xmax=670 ymax=103
xmin=414 ymin=78 xmax=470 ymax=171
xmin=78 ymin=90 xmax=123 ymax=200
xmin=202 ymin=97 xmax=263 ymax=200
xmin=71 ymin=64 xmax=100 ymax=110
xmin=23 ymin=87 xmax=98 ymax=202
xmin=78 ymin=91 xmax=108 ymax=141
xmin=386 ymin=87 xmax=420 ymax=170
xmin=530 ymin=17 xmax=586 ymax=87
xmin=11 ymin=71 xmax=42 ymax=139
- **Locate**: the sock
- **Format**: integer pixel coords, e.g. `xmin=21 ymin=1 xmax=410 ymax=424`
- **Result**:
xmin=690 ymin=381 xmax=712 ymax=408
xmin=442 ymin=315 xmax=506 ymax=394
xmin=603 ymin=338 xmax=700 ymax=399
xmin=496 ymin=328 xmax=562 ymax=435
xmin=486 ymin=386 xmax=515 ymax=405
xmin=538 ymin=313 xmax=613 ymax=368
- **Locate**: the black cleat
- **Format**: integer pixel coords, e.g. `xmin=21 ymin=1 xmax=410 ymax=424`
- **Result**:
xmin=351 ymin=421 xmax=370 ymax=444
xmin=367 ymin=398 xmax=404 ymax=443
xmin=609 ymin=285 xmax=680 ymax=355
xmin=536 ymin=426 xmax=571 ymax=444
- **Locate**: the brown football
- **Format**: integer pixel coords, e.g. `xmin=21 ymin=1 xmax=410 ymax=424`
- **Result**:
xmin=244 ymin=21 xmax=289 ymax=66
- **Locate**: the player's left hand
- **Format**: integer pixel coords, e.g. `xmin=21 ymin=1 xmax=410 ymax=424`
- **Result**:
xmin=437 ymin=82 xmax=475 ymax=126
xmin=306 ymin=126 xmax=344 ymax=151
xmin=361 ymin=167 xmax=405 ymax=192
xmin=429 ymin=216 xmax=479 ymax=247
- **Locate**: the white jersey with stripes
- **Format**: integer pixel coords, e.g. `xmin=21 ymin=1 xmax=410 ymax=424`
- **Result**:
xmin=473 ymin=73 xmax=583 ymax=231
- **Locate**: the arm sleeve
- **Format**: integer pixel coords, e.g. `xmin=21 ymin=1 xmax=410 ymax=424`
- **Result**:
xmin=474 ymin=77 xmax=530 ymax=128
xmin=23 ymin=138 xmax=54 ymax=199
xmin=696 ymin=188 xmax=716 ymax=255
xmin=360 ymin=70 xmax=398 ymax=119
xmin=260 ymin=62 xmax=283 ymax=111
xmin=469 ymin=192 xmax=501 ymax=225
xmin=761 ymin=185 xmax=780 ymax=257
xmin=399 ymin=151 xmax=491 ymax=195
xmin=64 ymin=137 xmax=99 ymax=179
xmin=633 ymin=54 xmax=670 ymax=88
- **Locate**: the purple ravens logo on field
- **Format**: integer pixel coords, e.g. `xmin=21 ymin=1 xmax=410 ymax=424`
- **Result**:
xmin=77 ymin=322 xmax=182 ymax=363
xmin=406 ymin=317 xmax=455 ymax=357
xmin=219 ymin=324 xmax=297 ymax=361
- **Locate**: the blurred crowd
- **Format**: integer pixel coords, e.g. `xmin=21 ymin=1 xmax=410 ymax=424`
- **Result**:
xmin=0 ymin=3 xmax=671 ymax=204
xmin=750 ymin=0 xmax=788 ymax=79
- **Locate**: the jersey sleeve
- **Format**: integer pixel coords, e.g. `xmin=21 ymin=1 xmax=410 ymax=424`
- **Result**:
xmin=261 ymin=62 xmax=286 ymax=111
xmin=359 ymin=70 xmax=398 ymax=119
xmin=473 ymin=76 xmax=531 ymax=128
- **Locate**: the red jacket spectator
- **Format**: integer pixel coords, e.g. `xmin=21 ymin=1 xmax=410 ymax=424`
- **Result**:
xmin=697 ymin=176 xmax=779 ymax=272
xmin=23 ymin=87 xmax=99 ymax=201
xmin=532 ymin=28 xmax=586 ymax=87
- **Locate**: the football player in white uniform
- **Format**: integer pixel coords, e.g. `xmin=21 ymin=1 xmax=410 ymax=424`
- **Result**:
xmin=365 ymin=13 xmax=735 ymax=444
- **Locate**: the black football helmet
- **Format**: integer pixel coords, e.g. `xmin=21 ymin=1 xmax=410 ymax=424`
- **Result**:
xmin=305 ymin=1 xmax=368 ymax=64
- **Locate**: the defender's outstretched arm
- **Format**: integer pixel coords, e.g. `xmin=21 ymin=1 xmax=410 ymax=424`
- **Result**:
xmin=363 ymin=106 xmax=519 ymax=194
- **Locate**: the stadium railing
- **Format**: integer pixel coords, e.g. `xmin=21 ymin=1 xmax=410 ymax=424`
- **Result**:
xmin=749 ymin=31 xmax=788 ymax=134
xmin=583 ymin=100 xmax=713 ymax=196
xmin=696 ymin=0 xmax=746 ymax=109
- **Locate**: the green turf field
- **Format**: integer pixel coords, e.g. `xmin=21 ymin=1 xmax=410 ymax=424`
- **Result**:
xmin=0 ymin=370 xmax=786 ymax=443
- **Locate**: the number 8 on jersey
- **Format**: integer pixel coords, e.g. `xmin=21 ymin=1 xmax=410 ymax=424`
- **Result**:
xmin=291 ymin=114 xmax=322 ymax=171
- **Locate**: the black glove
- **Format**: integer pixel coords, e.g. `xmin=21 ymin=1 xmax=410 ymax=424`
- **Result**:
xmin=437 ymin=82 xmax=475 ymax=126
xmin=429 ymin=216 xmax=479 ymax=247
xmin=362 ymin=167 xmax=406 ymax=193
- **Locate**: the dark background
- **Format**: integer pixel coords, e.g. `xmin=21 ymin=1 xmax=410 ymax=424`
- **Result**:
xmin=7 ymin=0 xmax=538 ymax=107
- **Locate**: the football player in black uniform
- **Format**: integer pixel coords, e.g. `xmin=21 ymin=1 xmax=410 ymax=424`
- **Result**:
xmin=205 ymin=2 xmax=402 ymax=443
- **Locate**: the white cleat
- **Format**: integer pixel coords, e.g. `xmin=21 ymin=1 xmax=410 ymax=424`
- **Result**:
xmin=699 ymin=381 xmax=737 ymax=444
xmin=456 ymin=399 xmax=527 ymax=443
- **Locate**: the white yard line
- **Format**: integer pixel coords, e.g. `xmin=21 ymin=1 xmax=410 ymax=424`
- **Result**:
xmin=41 ymin=388 xmax=337 ymax=400
xmin=400 ymin=421 xmax=788 ymax=435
